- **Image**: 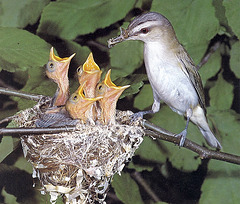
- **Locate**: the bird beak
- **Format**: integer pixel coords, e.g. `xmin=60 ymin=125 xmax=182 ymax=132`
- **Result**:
xmin=47 ymin=47 xmax=75 ymax=107
xmin=107 ymin=27 xmax=129 ymax=48
xmin=77 ymin=53 xmax=102 ymax=98
xmin=48 ymin=47 xmax=76 ymax=80
xmin=49 ymin=47 xmax=76 ymax=63
xmin=97 ymin=69 xmax=130 ymax=124
xmin=66 ymin=82 xmax=103 ymax=121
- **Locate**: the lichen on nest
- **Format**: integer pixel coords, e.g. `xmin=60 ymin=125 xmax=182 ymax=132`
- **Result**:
xmin=14 ymin=102 xmax=144 ymax=204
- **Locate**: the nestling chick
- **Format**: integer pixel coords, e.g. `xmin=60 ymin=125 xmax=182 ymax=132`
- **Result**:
xmin=96 ymin=69 xmax=130 ymax=125
xmin=66 ymin=82 xmax=102 ymax=123
xmin=77 ymin=53 xmax=102 ymax=98
xmin=46 ymin=47 xmax=75 ymax=107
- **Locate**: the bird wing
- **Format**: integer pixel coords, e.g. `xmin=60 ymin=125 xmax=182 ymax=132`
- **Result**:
xmin=176 ymin=46 xmax=206 ymax=114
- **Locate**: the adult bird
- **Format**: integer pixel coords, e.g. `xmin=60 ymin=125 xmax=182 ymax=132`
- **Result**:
xmin=108 ymin=12 xmax=221 ymax=149
xmin=46 ymin=47 xmax=75 ymax=107
xmin=96 ymin=69 xmax=130 ymax=125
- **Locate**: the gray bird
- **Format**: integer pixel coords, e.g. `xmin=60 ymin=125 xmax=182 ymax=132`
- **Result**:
xmin=108 ymin=12 xmax=222 ymax=149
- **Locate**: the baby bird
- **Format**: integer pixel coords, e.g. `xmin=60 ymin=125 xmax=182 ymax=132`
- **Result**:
xmin=96 ymin=69 xmax=130 ymax=125
xmin=66 ymin=82 xmax=103 ymax=123
xmin=46 ymin=47 xmax=75 ymax=107
xmin=77 ymin=53 xmax=102 ymax=98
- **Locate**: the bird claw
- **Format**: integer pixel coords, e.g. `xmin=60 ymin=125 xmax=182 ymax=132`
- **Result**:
xmin=130 ymin=112 xmax=145 ymax=121
xmin=175 ymin=129 xmax=187 ymax=147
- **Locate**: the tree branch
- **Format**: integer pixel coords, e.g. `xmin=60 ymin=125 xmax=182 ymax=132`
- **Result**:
xmin=1 ymin=88 xmax=240 ymax=166
xmin=197 ymin=41 xmax=221 ymax=70
xmin=0 ymin=87 xmax=47 ymax=101
xmin=143 ymin=120 xmax=240 ymax=165
xmin=0 ymin=127 xmax=76 ymax=136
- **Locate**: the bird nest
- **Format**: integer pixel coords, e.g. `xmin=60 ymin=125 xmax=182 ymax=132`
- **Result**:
xmin=12 ymin=100 xmax=144 ymax=204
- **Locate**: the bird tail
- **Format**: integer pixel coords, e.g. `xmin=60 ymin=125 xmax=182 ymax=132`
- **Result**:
xmin=199 ymin=127 xmax=222 ymax=149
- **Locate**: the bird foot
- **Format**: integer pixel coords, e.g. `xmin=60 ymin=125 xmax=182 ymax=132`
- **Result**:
xmin=175 ymin=129 xmax=187 ymax=147
xmin=130 ymin=110 xmax=153 ymax=121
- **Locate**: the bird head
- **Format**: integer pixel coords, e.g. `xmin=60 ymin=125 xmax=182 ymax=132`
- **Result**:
xmin=46 ymin=47 xmax=75 ymax=106
xmin=66 ymin=82 xmax=102 ymax=121
xmin=46 ymin=47 xmax=75 ymax=83
xmin=108 ymin=12 xmax=176 ymax=46
xmin=96 ymin=69 xmax=130 ymax=124
xmin=77 ymin=53 xmax=102 ymax=98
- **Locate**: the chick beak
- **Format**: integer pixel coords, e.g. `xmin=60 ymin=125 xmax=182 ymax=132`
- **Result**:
xmin=97 ymin=69 xmax=130 ymax=124
xmin=77 ymin=53 xmax=102 ymax=98
xmin=107 ymin=27 xmax=129 ymax=48
xmin=66 ymin=82 xmax=102 ymax=122
xmin=47 ymin=47 xmax=75 ymax=106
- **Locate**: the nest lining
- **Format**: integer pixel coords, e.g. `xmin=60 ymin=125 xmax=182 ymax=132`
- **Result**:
xmin=14 ymin=103 xmax=144 ymax=204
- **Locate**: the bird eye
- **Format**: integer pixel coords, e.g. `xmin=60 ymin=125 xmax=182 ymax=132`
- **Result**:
xmin=77 ymin=66 xmax=83 ymax=76
xmin=140 ymin=28 xmax=149 ymax=34
xmin=46 ymin=61 xmax=56 ymax=72
xmin=96 ymin=83 xmax=106 ymax=96
xmin=72 ymin=94 xmax=78 ymax=102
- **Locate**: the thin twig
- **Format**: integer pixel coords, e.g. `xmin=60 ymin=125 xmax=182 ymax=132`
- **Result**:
xmin=197 ymin=41 xmax=221 ymax=70
xmin=0 ymin=87 xmax=45 ymax=101
xmin=131 ymin=171 xmax=160 ymax=202
xmin=0 ymin=127 xmax=76 ymax=136
xmin=143 ymin=121 xmax=240 ymax=165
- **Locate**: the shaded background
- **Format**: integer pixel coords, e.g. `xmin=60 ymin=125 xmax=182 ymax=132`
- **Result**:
xmin=0 ymin=0 xmax=240 ymax=203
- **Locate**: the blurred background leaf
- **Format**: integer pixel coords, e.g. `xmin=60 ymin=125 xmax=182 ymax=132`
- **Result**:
xmin=0 ymin=28 xmax=51 ymax=72
xmin=37 ymin=0 xmax=136 ymax=40
xmin=0 ymin=0 xmax=240 ymax=203
xmin=0 ymin=0 xmax=50 ymax=28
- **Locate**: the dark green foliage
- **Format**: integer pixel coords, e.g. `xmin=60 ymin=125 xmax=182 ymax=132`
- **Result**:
xmin=0 ymin=0 xmax=239 ymax=203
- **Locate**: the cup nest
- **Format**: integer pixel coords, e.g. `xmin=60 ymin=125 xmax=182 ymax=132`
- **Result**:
xmin=12 ymin=100 xmax=144 ymax=204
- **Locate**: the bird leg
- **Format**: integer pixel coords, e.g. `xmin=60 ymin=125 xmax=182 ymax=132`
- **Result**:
xmin=175 ymin=116 xmax=190 ymax=147
xmin=175 ymin=108 xmax=192 ymax=147
xmin=131 ymin=96 xmax=160 ymax=120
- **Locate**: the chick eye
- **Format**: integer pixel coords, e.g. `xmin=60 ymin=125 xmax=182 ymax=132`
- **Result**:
xmin=140 ymin=28 xmax=149 ymax=34
xmin=96 ymin=83 xmax=105 ymax=96
xmin=46 ymin=61 xmax=56 ymax=72
xmin=77 ymin=66 xmax=83 ymax=75
xmin=72 ymin=94 xmax=78 ymax=101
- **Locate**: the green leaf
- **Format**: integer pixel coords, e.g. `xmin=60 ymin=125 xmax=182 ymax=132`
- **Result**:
xmin=200 ymin=171 xmax=240 ymax=204
xmin=114 ymin=74 xmax=147 ymax=99
xmin=199 ymin=49 xmax=221 ymax=86
xmin=14 ymin=156 xmax=33 ymax=174
xmin=151 ymin=0 xmax=220 ymax=63
xmin=64 ymin=40 xmax=91 ymax=66
xmin=212 ymin=0 xmax=232 ymax=35
xmin=209 ymin=72 xmax=234 ymax=110
xmin=134 ymin=84 xmax=153 ymax=110
xmin=0 ymin=0 xmax=50 ymax=28
xmin=110 ymin=40 xmax=144 ymax=77
xmin=37 ymin=0 xmax=135 ymax=40
xmin=0 ymin=27 xmax=51 ymax=72
xmin=0 ymin=136 xmax=13 ymax=163
xmin=1 ymin=188 xmax=18 ymax=204
xmin=112 ymin=172 xmax=144 ymax=204
xmin=134 ymin=136 xmax=168 ymax=164
xmin=230 ymin=41 xmax=240 ymax=78
xmin=16 ymin=66 xmax=56 ymax=110
xmin=200 ymin=110 xmax=240 ymax=203
xmin=223 ymin=0 xmax=240 ymax=38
